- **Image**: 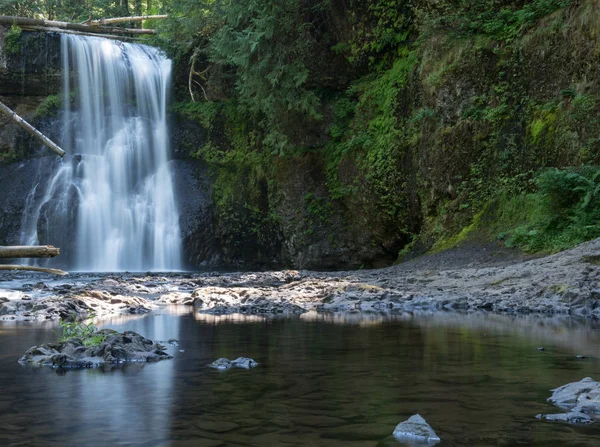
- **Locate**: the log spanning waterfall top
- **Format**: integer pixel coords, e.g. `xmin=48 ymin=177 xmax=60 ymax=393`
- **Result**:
xmin=20 ymin=35 xmax=182 ymax=272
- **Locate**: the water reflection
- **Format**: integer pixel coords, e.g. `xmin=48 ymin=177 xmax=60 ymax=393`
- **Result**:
xmin=194 ymin=313 xmax=266 ymax=324
xmin=0 ymin=313 xmax=599 ymax=445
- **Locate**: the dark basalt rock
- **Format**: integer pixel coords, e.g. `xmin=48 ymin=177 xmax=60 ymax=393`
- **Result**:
xmin=18 ymin=329 xmax=173 ymax=369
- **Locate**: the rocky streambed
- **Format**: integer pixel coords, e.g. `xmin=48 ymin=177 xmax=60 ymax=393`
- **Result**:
xmin=0 ymin=238 xmax=599 ymax=321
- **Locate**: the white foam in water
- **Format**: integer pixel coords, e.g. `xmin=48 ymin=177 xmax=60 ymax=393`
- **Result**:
xmin=20 ymin=35 xmax=182 ymax=272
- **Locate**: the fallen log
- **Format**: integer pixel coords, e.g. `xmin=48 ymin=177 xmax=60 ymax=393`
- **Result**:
xmin=0 ymin=101 xmax=65 ymax=157
xmin=0 ymin=16 xmax=156 ymax=35
xmin=0 ymin=265 xmax=68 ymax=276
xmin=20 ymin=26 xmax=140 ymax=41
xmin=89 ymin=15 xmax=167 ymax=26
xmin=0 ymin=246 xmax=60 ymax=259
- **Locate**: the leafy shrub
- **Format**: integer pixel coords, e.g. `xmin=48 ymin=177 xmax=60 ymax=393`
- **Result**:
xmin=497 ymin=166 xmax=600 ymax=252
xmin=5 ymin=25 xmax=21 ymax=54
xmin=57 ymin=314 xmax=106 ymax=347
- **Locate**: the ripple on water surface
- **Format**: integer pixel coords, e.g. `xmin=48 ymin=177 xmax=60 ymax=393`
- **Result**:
xmin=0 ymin=312 xmax=599 ymax=446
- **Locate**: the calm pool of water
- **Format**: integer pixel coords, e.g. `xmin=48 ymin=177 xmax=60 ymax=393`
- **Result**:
xmin=0 ymin=311 xmax=599 ymax=446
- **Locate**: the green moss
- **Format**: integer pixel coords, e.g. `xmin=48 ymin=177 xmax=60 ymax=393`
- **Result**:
xmin=172 ymin=101 xmax=219 ymax=129
xmin=5 ymin=25 xmax=21 ymax=55
xmin=35 ymin=95 xmax=62 ymax=118
xmin=35 ymin=92 xmax=77 ymax=118
xmin=429 ymin=209 xmax=485 ymax=253
xmin=304 ymin=192 xmax=332 ymax=223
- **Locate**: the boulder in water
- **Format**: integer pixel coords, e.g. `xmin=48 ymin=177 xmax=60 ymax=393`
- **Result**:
xmin=208 ymin=357 xmax=259 ymax=370
xmin=537 ymin=377 xmax=600 ymax=424
xmin=392 ymin=414 xmax=441 ymax=444
xmin=19 ymin=329 xmax=172 ymax=369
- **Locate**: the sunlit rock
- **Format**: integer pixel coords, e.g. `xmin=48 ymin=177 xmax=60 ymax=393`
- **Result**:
xmin=537 ymin=377 xmax=600 ymax=424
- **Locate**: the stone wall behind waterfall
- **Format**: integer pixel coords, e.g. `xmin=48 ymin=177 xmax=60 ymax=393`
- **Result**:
xmin=0 ymin=27 xmax=63 ymax=251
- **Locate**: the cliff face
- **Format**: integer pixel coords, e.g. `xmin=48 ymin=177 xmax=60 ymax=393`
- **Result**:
xmin=0 ymin=27 xmax=62 ymax=163
xmin=171 ymin=0 xmax=600 ymax=269
xmin=3 ymin=1 xmax=600 ymax=271
xmin=0 ymin=27 xmax=63 ymax=248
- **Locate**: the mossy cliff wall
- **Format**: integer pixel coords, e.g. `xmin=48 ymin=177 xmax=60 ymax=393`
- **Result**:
xmin=173 ymin=0 xmax=600 ymax=269
xmin=0 ymin=26 xmax=62 ymax=163
xmin=0 ymin=27 xmax=64 ymax=246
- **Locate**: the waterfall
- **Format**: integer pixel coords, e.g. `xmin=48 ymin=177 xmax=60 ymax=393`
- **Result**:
xmin=20 ymin=35 xmax=182 ymax=272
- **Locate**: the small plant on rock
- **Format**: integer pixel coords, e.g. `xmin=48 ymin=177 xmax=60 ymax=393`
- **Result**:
xmin=57 ymin=314 xmax=106 ymax=347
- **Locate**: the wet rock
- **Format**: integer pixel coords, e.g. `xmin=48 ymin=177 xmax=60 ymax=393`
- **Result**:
xmin=232 ymin=357 xmax=259 ymax=369
xmin=208 ymin=357 xmax=259 ymax=370
xmin=18 ymin=329 xmax=172 ymax=369
xmin=537 ymin=377 xmax=600 ymax=424
xmin=209 ymin=358 xmax=233 ymax=370
xmin=536 ymin=412 xmax=593 ymax=424
xmin=392 ymin=414 xmax=441 ymax=444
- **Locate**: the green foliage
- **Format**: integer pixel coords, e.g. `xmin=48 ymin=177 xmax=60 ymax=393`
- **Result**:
xmin=172 ymin=101 xmax=218 ymax=128
xmin=5 ymin=25 xmax=21 ymax=54
xmin=421 ymin=0 xmax=571 ymax=41
xmin=35 ymin=91 xmax=77 ymax=117
xmin=494 ymin=167 xmax=600 ymax=252
xmin=304 ymin=192 xmax=332 ymax=223
xmin=154 ymin=0 xmax=220 ymax=59
xmin=343 ymin=0 xmax=413 ymax=68
xmin=324 ymin=53 xmax=416 ymax=223
xmin=35 ymin=94 xmax=61 ymax=117
xmin=207 ymin=0 xmax=324 ymax=154
xmin=57 ymin=313 xmax=106 ymax=347
xmin=0 ymin=0 xmax=164 ymax=22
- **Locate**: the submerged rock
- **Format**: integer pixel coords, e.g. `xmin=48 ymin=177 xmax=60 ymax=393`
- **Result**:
xmin=19 ymin=330 xmax=172 ymax=369
xmin=537 ymin=377 xmax=600 ymax=424
xmin=208 ymin=357 xmax=259 ymax=370
xmin=392 ymin=414 xmax=441 ymax=444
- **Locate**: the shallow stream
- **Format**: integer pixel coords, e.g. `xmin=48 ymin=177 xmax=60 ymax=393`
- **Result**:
xmin=0 ymin=311 xmax=599 ymax=446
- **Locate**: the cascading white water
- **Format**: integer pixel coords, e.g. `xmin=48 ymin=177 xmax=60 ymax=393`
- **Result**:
xmin=20 ymin=35 xmax=182 ymax=271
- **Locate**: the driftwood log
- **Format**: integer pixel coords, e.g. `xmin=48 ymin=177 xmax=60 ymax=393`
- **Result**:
xmin=0 ymin=102 xmax=66 ymax=157
xmin=0 ymin=265 xmax=67 ymax=276
xmin=0 ymin=246 xmax=60 ymax=259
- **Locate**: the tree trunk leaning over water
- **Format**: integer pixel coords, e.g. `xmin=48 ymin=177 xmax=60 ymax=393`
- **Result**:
xmin=0 ymin=246 xmax=60 ymax=259
xmin=0 ymin=102 xmax=66 ymax=157
xmin=0 ymin=265 xmax=67 ymax=276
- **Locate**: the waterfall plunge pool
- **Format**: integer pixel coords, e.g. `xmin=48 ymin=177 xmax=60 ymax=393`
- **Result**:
xmin=0 ymin=311 xmax=599 ymax=446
